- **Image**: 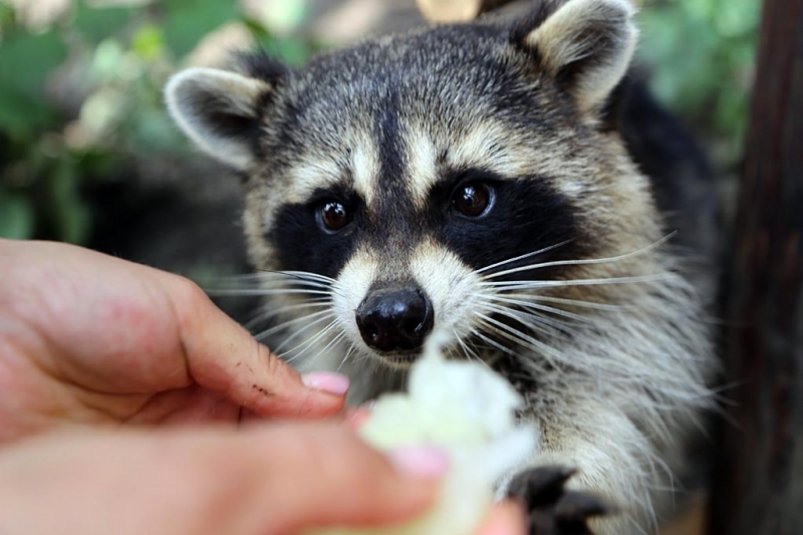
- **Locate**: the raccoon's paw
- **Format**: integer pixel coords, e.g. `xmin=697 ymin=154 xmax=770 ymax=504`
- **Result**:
xmin=506 ymin=466 xmax=613 ymax=535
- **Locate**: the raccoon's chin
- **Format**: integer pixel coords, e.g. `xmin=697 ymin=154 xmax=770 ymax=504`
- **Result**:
xmin=368 ymin=351 xmax=420 ymax=370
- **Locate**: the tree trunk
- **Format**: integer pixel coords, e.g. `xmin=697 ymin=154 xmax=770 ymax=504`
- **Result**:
xmin=709 ymin=0 xmax=803 ymax=533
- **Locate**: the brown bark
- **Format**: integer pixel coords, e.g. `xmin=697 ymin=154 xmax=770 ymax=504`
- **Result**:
xmin=415 ymin=0 xmax=515 ymax=22
xmin=709 ymin=0 xmax=803 ymax=533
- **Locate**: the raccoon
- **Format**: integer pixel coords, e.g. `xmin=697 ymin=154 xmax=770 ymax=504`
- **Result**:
xmin=165 ymin=0 xmax=715 ymax=532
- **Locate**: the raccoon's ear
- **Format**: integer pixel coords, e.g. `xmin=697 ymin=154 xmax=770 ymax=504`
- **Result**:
xmin=514 ymin=0 xmax=638 ymax=113
xmin=165 ymin=67 xmax=272 ymax=171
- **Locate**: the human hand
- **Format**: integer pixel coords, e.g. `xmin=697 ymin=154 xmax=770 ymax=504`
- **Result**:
xmin=0 ymin=423 xmax=526 ymax=535
xmin=0 ymin=239 xmax=347 ymax=443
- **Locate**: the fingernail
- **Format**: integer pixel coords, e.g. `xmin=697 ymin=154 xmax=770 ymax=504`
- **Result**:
xmin=302 ymin=372 xmax=350 ymax=396
xmin=388 ymin=446 xmax=450 ymax=479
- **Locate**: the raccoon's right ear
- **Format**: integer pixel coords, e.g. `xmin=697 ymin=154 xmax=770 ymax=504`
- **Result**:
xmin=165 ymin=67 xmax=273 ymax=171
xmin=513 ymin=0 xmax=637 ymax=113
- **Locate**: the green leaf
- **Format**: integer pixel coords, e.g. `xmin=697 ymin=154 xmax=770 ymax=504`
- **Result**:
xmin=49 ymin=163 xmax=91 ymax=244
xmin=0 ymin=87 xmax=56 ymax=138
xmin=0 ymin=28 xmax=66 ymax=133
xmin=132 ymin=23 xmax=165 ymax=61
xmin=163 ymin=0 xmax=239 ymax=58
xmin=0 ymin=191 xmax=35 ymax=239
xmin=0 ymin=28 xmax=67 ymax=96
xmin=72 ymin=0 xmax=133 ymax=45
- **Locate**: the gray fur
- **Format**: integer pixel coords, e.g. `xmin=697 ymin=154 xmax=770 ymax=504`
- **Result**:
xmin=166 ymin=1 xmax=715 ymax=532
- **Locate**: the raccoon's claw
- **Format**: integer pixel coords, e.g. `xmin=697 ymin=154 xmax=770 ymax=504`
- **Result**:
xmin=507 ymin=466 xmax=614 ymax=535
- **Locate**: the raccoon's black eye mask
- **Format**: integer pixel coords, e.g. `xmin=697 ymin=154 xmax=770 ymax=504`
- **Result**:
xmin=429 ymin=170 xmax=585 ymax=278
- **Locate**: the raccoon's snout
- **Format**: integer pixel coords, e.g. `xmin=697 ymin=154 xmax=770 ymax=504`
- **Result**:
xmin=356 ymin=284 xmax=434 ymax=354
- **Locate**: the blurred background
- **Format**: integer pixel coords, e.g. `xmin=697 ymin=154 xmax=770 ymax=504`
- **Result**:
xmin=0 ymin=0 xmax=769 ymax=532
xmin=0 ymin=0 xmax=759 ymax=282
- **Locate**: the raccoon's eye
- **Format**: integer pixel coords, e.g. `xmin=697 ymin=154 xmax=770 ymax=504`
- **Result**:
xmin=317 ymin=201 xmax=352 ymax=232
xmin=452 ymin=182 xmax=494 ymax=218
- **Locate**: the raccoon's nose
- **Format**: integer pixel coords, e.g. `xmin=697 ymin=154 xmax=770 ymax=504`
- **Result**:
xmin=356 ymin=286 xmax=434 ymax=353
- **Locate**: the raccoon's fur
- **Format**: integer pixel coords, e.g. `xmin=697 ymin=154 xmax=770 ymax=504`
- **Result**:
xmin=165 ymin=0 xmax=715 ymax=532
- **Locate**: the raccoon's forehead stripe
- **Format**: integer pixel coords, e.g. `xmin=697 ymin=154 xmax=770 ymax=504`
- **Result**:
xmin=351 ymin=140 xmax=379 ymax=206
xmin=405 ymin=121 xmax=532 ymax=208
xmin=446 ymin=121 xmax=527 ymax=177
xmin=285 ymin=139 xmax=379 ymax=205
xmin=405 ymin=128 xmax=439 ymax=210
xmin=286 ymin=157 xmax=342 ymax=204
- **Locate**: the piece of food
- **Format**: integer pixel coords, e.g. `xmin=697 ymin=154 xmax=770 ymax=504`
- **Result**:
xmin=309 ymin=337 xmax=538 ymax=535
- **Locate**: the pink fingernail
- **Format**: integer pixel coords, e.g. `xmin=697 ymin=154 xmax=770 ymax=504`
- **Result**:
xmin=302 ymin=372 xmax=350 ymax=396
xmin=388 ymin=446 xmax=450 ymax=479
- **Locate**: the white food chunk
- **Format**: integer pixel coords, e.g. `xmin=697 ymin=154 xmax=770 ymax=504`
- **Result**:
xmin=308 ymin=336 xmax=538 ymax=535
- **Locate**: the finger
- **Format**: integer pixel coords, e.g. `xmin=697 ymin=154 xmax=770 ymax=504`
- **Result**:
xmin=345 ymin=406 xmax=372 ymax=430
xmin=0 ymin=423 xmax=444 ymax=535
xmin=240 ymin=423 xmax=448 ymax=534
xmin=477 ymin=502 xmax=528 ymax=535
xmin=158 ymin=271 xmax=349 ymax=418
xmin=1 ymin=240 xmax=347 ymax=420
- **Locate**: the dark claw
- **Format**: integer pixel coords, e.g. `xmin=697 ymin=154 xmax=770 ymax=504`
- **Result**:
xmin=556 ymin=492 xmax=614 ymax=521
xmin=507 ymin=466 xmax=615 ymax=535
xmin=507 ymin=465 xmax=576 ymax=506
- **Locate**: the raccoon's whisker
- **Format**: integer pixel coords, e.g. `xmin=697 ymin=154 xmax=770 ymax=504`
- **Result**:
xmin=253 ymin=309 xmax=335 ymax=340
xmin=303 ymin=331 xmax=348 ymax=369
xmin=472 ymin=324 xmax=554 ymax=375
xmin=480 ymin=295 xmax=593 ymax=324
xmin=273 ymin=270 xmax=337 ymax=284
xmin=480 ymin=235 xmax=674 ymax=281
xmin=279 ymin=319 xmax=340 ymax=363
xmin=481 ymin=272 xmax=671 ymax=291
xmin=476 ymin=313 xmax=563 ymax=364
xmin=470 ymin=329 xmax=520 ymax=358
xmin=270 ymin=314 xmax=337 ymax=353
xmin=211 ymin=272 xmax=338 ymax=293
xmin=206 ymin=288 xmax=336 ymax=297
xmin=505 ymin=293 xmax=628 ymax=312
xmin=228 ymin=270 xmax=337 ymax=284
xmin=217 ymin=277 xmax=334 ymax=290
xmin=453 ymin=330 xmax=481 ymax=362
xmin=244 ymin=299 xmax=332 ymax=330
xmin=336 ymin=344 xmax=357 ymax=372
xmin=478 ymin=302 xmax=569 ymax=338
xmin=474 ymin=240 xmax=574 ymax=275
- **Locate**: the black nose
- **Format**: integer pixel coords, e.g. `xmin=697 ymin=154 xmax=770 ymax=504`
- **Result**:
xmin=356 ymin=285 xmax=434 ymax=353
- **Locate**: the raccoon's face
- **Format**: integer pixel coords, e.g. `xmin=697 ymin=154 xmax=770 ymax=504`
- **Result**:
xmin=167 ymin=0 xmax=662 ymax=370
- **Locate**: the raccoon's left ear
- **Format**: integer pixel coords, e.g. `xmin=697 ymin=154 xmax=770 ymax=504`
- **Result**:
xmin=165 ymin=67 xmax=273 ymax=171
xmin=514 ymin=0 xmax=638 ymax=113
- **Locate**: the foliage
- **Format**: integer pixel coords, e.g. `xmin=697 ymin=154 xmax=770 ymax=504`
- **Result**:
xmin=0 ymin=0 xmax=317 ymax=243
xmin=0 ymin=0 xmax=761 ymax=242
xmin=638 ymin=0 xmax=760 ymax=168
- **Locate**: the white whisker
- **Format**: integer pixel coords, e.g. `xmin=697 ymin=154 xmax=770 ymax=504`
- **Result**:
xmin=481 ymin=272 xmax=671 ymax=291
xmin=303 ymin=331 xmax=348 ymax=369
xmin=479 ymin=295 xmax=592 ymax=324
xmin=513 ymin=294 xmax=628 ymax=312
xmin=477 ymin=313 xmax=563 ymax=364
xmin=206 ymin=288 xmax=336 ymax=297
xmin=475 ymin=240 xmax=573 ymax=274
xmin=480 ymin=234 xmax=675 ymax=281
xmin=280 ymin=319 xmax=340 ymax=363
xmin=244 ymin=299 xmax=331 ymax=330
xmin=479 ymin=302 xmax=569 ymax=338
xmin=337 ymin=344 xmax=358 ymax=372
xmin=253 ymin=309 xmax=334 ymax=340
xmin=271 ymin=314 xmax=336 ymax=352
